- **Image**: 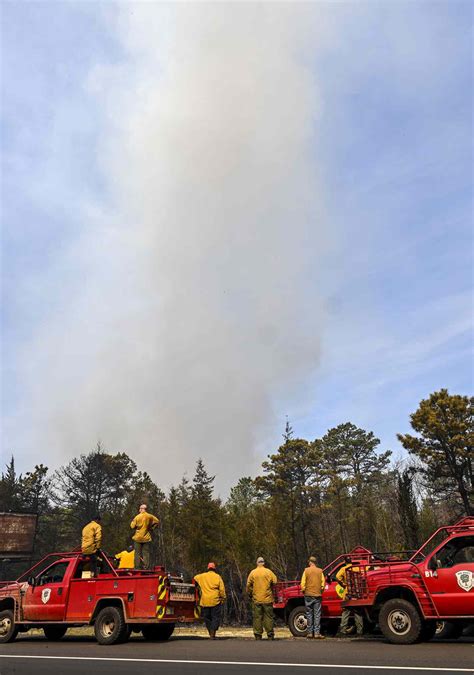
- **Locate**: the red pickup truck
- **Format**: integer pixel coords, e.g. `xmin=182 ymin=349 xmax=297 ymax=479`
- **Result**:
xmin=345 ymin=517 xmax=474 ymax=644
xmin=273 ymin=546 xmax=374 ymax=636
xmin=0 ymin=551 xmax=197 ymax=644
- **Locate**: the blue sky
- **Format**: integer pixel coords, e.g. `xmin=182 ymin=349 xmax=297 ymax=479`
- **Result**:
xmin=1 ymin=2 xmax=472 ymax=492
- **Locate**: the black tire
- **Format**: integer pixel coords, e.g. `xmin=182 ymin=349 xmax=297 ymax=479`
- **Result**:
xmin=288 ymin=606 xmax=308 ymax=637
xmin=94 ymin=606 xmax=129 ymax=645
xmin=434 ymin=621 xmax=464 ymax=640
xmin=0 ymin=609 xmax=18 ymax=644
xmin=43 ymin=625 xmax=67 ymax=640
xmin=463 ymin=622 xmax=474 ymax=637
xmin=379 ymin=598 xmax=422 ymax=644
xmin=321 ymin=620 xmax=339 ymax=636
xmin=142 ymin=623 xmax=175 ymax=641
xmin=419 ymin=621 xmax=437 ymax=642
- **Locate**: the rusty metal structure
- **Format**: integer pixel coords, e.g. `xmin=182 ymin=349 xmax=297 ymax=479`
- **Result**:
xmin=0 ymin=513 xmax=38 ymax=556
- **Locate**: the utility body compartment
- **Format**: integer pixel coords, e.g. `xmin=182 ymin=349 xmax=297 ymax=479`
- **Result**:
xmin=0 ymin=551 xmax=198 ymax=644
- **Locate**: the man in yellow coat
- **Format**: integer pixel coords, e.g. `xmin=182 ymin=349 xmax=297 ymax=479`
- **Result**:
xmin=130 ymin=504 xmax=159 ymax=569
xmin=246 ymin=556 xmax=277 ymax=640
xmin=81 ymin=515 xmax=102 ymax=576
xmin=336 ymin=557 xmax=363 ymax=636
xmin=194 ymin=562 xmax=226 ymax=638
xmin=114 ymin=545 xmax=135 ymax=569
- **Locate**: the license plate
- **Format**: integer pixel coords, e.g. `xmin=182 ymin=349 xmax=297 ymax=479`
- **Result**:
xmin=169 ymin=592 xmax=195 ymax=601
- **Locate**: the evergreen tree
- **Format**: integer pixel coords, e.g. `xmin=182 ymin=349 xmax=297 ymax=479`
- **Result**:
xmin=396 ymin=468 xmax=420 ymax=550
xmin=398 ymin=389 xmax=473 ymax=515
xmin=183 ymin=459 xmax=223 ymax=571
xmin=0 ymin=457 xmax=22 ymax=511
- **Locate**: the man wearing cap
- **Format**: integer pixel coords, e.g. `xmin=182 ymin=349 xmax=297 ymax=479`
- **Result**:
xmin=194 ymin=562 xmax=226 ymax=638
xmin=246 ymin=557 xmax=278 ymax=640
xmin=301 ymin=556 xmax=326 ymax=639
xmin=130 ymin=504 xmax=159 ymax=570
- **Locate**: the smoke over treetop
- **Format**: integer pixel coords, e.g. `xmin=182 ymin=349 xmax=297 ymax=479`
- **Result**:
xmin=7 ymin=4 xmax=330 ymax=492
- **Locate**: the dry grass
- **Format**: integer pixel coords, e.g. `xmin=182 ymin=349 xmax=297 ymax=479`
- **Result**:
xmin=21 ymin=625 xmax=294 ymax=640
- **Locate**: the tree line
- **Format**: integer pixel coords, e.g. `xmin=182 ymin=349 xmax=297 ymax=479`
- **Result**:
xmin=1 ymin=388 xmax=472 ymax=623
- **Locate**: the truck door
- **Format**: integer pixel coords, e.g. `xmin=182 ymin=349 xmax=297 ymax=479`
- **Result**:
xmin=424 ymin=535 xmax=474 ymax=616
xmin=23 ymin=560 xmax=71 ymax=621
xmin=323 ymin=564 xmax=345 ymax=619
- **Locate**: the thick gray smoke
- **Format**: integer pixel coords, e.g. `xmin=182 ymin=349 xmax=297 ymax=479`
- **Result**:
xmin=9 ymin=4 xmax=330 ymax=492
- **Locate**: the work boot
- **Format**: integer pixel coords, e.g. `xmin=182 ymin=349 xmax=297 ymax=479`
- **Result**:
xmin=314 ymin=633 xmax=326 ymax=639
xmin=254 ymin=634 xmax=262 ymax=640
xmin=267 ymin=635 xmax=275 ymax=640
xmin=306 ymin=633 xmax=314 ymax=639
xmin=210 ymin=630 xmax=216 ymax=639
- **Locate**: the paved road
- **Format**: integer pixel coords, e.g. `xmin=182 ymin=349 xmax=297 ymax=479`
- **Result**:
xmin=0 ymin=635 xmax=472 ymax=675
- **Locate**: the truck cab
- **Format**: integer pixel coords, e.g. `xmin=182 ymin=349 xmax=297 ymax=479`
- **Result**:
xmin=0 ymin=551 xmax=198 ymax=644
xmin=345 ymin=518 xmax=474 ymax=644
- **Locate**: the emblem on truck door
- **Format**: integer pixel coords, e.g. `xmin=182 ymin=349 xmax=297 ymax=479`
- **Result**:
xmin=41 ymin=588 xmax=51 ymax=604
xmin=455 ymin=570 xmax=473 ymax=591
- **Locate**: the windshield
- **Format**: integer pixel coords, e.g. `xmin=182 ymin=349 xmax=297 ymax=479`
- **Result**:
xmin=411 ymin=530 xmax=448 ymax=564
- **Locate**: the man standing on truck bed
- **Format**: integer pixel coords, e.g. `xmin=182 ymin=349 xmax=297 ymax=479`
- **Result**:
xmin=194 ymin=562 xmax=226 ymax=639
xmin=247 ymin=556 xmax=278 ymax=640
xmin=114 ymin=544 xmax=135 ymax=569
xmin=301 ymin=556 xmax=326 ymax=639
xmin=130 ymin=504 xmax=159 ymax=569
xmin=81 ymin=515 xmax=102 ymax=576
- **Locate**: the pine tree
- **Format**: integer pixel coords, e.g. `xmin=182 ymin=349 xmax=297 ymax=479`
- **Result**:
xmin=183 ymin=460 xmax=223 ymax=571
xmin=397 ymin=469 xmax=420 ymax=550
xmin=0 ymin=457 xmax=22 ymax=511
xmin=398 ymin=389 xmax=473 ymax=515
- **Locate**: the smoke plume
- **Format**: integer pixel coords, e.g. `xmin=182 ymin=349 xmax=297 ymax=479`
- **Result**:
xmin=9 ymin=4 xmax=329 ymax=492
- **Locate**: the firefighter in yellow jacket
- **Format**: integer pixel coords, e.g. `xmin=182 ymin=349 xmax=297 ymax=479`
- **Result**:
xmin=336 ymin=557 xmax=363 ymax=636
xmin=194 ymin=562 xmax=226 ymax=638
xmin=130 ymin=504 xmax=159 ymax=569
xmin=81 ymin=515 xmax=102 ymax=576
xmin=301 ymin=556 xmax=326 ymax=639
xmin=246 ymin=556 xmax=277 ymax=640
xmin=114 ymin=545 xmax=135 ymax=569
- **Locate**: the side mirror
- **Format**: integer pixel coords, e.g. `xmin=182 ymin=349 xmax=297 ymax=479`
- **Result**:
xmin=27 ymin=576 xmax=36 ymax=587
xmin=428 ymin=557 xmax=438 ymax=571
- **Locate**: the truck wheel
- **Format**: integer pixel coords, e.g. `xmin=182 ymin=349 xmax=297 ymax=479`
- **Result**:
xmin=43 ymin=625 xmax=68 ymax=641
xmin=94 ymin=606 xmax=129 ymax=645
xmin=288 ymin=606 xmax=308 ymax=637
xmin=419 ymin=621 xmax=437 ymax=642
xmin=379 ymin=598 xmax=422 ymax=644
xmin=0 ymin=609 xmax=18 ymax=644
xmin=321 ymin=620 xmax=339 ymax=636
xmin=463 ymin=622 xmax=474 ymax=637
xmin=142 ymin=623 xmax=175 ymax=641
xmin=434 ymin=621 xmax=464 ymax=640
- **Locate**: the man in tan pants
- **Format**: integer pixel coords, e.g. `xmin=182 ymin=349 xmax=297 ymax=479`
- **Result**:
xmin=246 ymin=556 xmax=277 ymax=640
xmin=130 ymin=504 xmax=159 ymax=569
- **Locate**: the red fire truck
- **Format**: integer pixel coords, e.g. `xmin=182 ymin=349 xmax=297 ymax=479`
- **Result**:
xmin=345 ymin=518 xmax=474 ymax=644
xmin=0 ymin=551 xmax=198 ymax=644
xmin=273 ymin=546 xmax=374 ymax=636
